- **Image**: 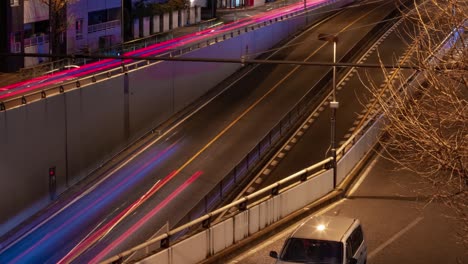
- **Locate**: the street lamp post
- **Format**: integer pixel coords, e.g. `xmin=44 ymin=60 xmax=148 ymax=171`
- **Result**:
xmin=317 ymin=33 xmax=339 ymax=188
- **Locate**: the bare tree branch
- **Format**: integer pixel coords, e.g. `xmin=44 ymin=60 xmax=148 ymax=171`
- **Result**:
xmin=366 ymin=0 xmax=467 ymax=246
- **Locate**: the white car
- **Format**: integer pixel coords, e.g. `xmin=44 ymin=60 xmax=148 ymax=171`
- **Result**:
xmin=270 ymin=215 xmax=367 ymax=264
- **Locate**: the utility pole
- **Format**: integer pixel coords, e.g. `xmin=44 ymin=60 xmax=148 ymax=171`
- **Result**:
xmin=318 ymin=33 xmax=339 ymax=188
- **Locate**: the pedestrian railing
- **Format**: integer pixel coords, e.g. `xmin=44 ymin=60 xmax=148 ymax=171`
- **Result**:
xmin=88 ymin=20 xmax=121 ymax=34
xmin=24 ymin=35 xmax=49 ymax=48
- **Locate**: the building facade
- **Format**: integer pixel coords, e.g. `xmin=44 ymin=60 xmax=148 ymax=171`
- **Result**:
xmin=1 ymin=0 xmax=25 ymax=72
xmin=1 ymin=0 xmax=205 ymax=73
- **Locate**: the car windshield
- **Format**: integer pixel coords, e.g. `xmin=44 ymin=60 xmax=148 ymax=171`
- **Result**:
xmin=280 ymin=238 xmax=343 ymax=263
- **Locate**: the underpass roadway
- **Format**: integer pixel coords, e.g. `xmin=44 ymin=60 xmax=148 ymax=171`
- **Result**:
xmin=220 ymin=154 xmax=468 ymax=264
xmin=0 ymin=1 xmax=415 ymax=263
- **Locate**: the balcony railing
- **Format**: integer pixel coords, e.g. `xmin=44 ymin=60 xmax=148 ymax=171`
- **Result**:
xmin=88 ymin=20 xmax=121 ymax=34
xmin=23 ymin=34 xmax=49 ymax=47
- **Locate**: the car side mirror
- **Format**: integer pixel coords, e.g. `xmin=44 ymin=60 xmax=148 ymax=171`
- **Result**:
xmin=348 ymin=258 xmax=358 ymax=264
xmin=269 ymin=251 xmax=279 ymax=258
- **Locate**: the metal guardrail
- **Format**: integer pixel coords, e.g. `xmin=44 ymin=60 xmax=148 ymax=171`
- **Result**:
xmin=0 ymin=0 xmax=325 ymax=111
xmin=97 ymin=32 xmax=174 ymax=57
xmin=197 ymin=18 xmax=223 ymax=31
xmin=18 ymin=58 xmax=90 ymax=80
xmin=101 ymin=157 xmax=333 ymax=264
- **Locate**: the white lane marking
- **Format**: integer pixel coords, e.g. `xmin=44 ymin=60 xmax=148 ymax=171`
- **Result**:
xmin=227 ymin=200 xmax=346 ymax=263
xmin=368 ymin=216 xmax=424 ymax=259
xmin=347 ymin=155 xmax=379 ymax=196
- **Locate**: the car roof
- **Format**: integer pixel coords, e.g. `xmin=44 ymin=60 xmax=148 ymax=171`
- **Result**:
xmin=290 ymin=215 xmax=356 ymax=242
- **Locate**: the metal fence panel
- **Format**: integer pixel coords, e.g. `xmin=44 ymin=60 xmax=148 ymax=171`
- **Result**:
xmin=280 ymin=182 xmax=307 ymax=217
xmin=310 ymin=170 xmax=334 ymax=200
xmin=272 ymin=195 xmax=281 ymax=223
xmin=171 ymin=230 xmax=208 ymax=264
xmin=248 ymin=205 xmax=260 ymax=235
xmin=258 ymin=197 xmax=281 ymax=226
xmin=138 ymin=248 xmax=170 ymax=264
xmin=210 ymin=218 xmax=234 ymax=254
xmin=280 ymin=170 xmax=334 ymax=218
xmin=337 ymin=117 xmax=383 ymax=184
xmin=130 ymin=224 xmax=168 ymax=262
xmin=234 ymin=211 xmax=249 ymax=242
xmin=221 ymin=174 xmax=236 ymax=196
xmin=259 ymin=200 xmax=269 ymax=229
